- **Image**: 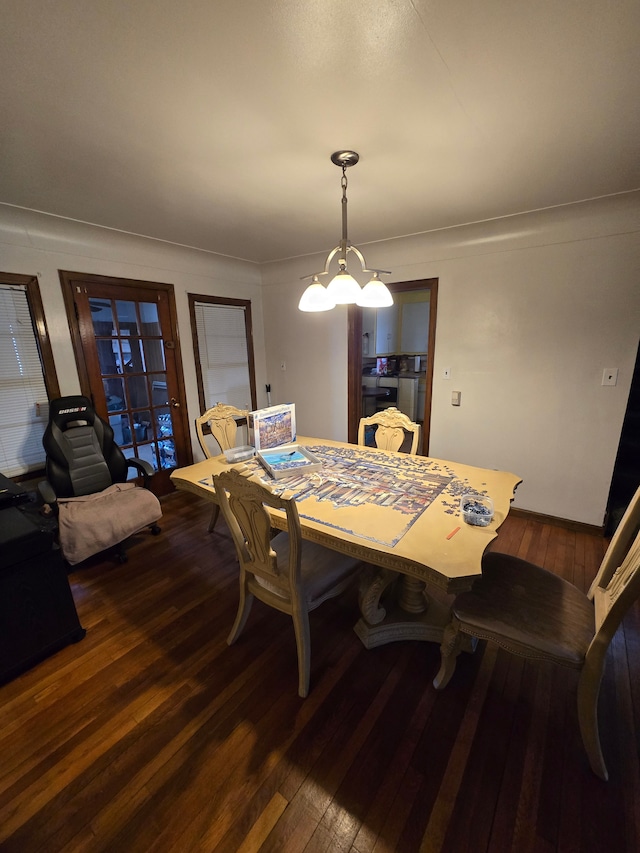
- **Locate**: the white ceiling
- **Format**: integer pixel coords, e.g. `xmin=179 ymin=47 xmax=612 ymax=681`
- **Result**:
xmin=2 ymin=0 xmax=639 ymax=264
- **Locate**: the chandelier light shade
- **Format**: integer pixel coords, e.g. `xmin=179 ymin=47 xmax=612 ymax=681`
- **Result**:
xmin=297 ymin=275 xmax=336 ymax=312
xmin=326 ymin=269 xmax=362 ymax=304
xmin=357 ymin=272 xmax=394 ymax=308
xmin=298 ymin=151 xmax=393 ymax=312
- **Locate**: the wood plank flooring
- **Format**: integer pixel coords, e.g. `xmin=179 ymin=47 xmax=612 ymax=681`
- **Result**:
xmin=1 ymin=491 xmax=638 ymax=852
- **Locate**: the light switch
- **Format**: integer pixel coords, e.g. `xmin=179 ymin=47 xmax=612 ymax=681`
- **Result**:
xmin=451 ymin=391 xmax=461 ymax=406
xmin=601 ymin=368 xmax=618 ymax=386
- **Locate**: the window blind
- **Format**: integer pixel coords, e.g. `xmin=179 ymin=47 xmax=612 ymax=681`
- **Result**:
xmin=0 ymin=285 xmax=49 ymax=476
xmin=194 ymin=303 xmax=252 ymax=411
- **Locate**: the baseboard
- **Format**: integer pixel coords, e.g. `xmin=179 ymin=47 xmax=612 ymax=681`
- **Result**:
xmin=508 ymin=506 xmax=604 ymax=537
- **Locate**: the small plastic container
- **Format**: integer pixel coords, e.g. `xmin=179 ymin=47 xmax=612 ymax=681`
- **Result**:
xmin=223 ymin=445 xmax=255 ymax=463
xmin=461 ymin=493 xmax=494 ymax=527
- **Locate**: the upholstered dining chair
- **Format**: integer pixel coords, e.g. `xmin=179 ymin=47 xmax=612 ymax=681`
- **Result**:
xmin=433 ymin=485 xmax=640 ymax=781
xmin=195 ymin=403 xmax=249 ymax=532
xmin=214 ymin=467 xmax=362 ymax=697
xmin=358 ymin=406 xmax=421 ymax=455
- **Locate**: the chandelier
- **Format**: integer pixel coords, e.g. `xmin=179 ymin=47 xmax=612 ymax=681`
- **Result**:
xmin=298 ymin=151 xmax=393 ymax=312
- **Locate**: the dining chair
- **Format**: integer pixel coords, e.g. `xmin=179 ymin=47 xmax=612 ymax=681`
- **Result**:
xmin=433 ymin=485 xmax=640 ymax=780
xmin=214 ymin=467 xmax=362 ymax=697
xmin=195 ymin=403 xmax=249 ymax=532
xmin=358 ymin=406 xmax=421 ymax=455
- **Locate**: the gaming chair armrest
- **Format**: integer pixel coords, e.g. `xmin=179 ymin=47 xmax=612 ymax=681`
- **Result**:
xmin=37 ymin=479 xmax=59 ymax=514
xmin=126 ymin=457 xmax=156 ymax=486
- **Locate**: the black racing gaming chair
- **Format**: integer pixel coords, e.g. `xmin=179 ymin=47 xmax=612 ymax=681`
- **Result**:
xmin=39 ymin=395 xmax=162 ymax=564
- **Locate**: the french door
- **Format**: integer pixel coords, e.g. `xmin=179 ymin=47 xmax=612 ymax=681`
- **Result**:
xmin=60 ymin=272 xmax=192 ymax=495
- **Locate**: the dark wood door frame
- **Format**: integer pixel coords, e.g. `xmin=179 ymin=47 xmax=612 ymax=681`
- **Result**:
xmin=59 ymin=270 xmax=193 ymax=489
xmin=187 ymin=293 xmax=258 ymax=416
xmin=347 ymin=278 xmax=438 ymax=453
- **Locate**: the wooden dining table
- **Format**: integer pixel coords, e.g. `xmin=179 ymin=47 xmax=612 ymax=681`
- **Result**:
xmin=171 ymin=436 xmax=522 ymax=649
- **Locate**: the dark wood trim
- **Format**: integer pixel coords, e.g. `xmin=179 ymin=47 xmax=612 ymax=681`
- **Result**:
xmin=59 ymin=271 xmax=188 ymax=405
xmin=59 ymin=273 xmax=90 ymax=392
xmin=188 ymin=296 xmax=207 ymax=416
xmin=347 ymin=278 xmax=438 ymax=453
xmin=59 ymin=271 xmax=187 ymax=400
xmin=508 ymin=505 xmax=605 ymax=537
xmin=0 ymin=272 xmax=38 ymax=285
xmin=347 ymin=305 xmax=363 ymax=444
xmin=0 ymin=272 xmax=60 ymax=400
xmin=58 ymin=270 xmax=193 ymax=476
xmin=187 ymin=293 xmax=258 ymax=416
xmin=422 ymin=279 xmax=437 ymax=455
xmin=26 ymin=281 xmax=61 ymax=400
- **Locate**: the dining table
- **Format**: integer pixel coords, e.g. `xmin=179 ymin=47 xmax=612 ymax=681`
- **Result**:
xmin=171 ymin=436 xmax=522 ymax=650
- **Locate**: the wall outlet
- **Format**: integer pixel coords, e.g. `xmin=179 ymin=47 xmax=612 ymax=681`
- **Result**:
xmin=602 ymin=368 xmax=618 ymax=386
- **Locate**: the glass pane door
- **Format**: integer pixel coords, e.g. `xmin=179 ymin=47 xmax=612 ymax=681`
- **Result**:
xmin=90 ymin=296 xmax=176 ymax=473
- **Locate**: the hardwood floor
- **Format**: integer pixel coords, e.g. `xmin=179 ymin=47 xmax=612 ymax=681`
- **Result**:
xmin=1 ymin=491 xmax=638 ymax=852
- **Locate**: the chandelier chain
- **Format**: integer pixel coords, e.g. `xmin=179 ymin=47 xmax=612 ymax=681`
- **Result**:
xmin=340 ymin=167 xmax=349 ymax=251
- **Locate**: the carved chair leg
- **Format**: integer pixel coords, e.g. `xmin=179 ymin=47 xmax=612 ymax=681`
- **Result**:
xmin=207 ymin=502 xmax=220 ymax=533
xmin=433 ymin=618 xmax=464 ymax=689
xmin=292 ymin=607 xmax=311 ymax=698
xmin=227 ymin=583 xmax=253 ymax=646
xmin=577 ymin=661 xmax=608 ymax=781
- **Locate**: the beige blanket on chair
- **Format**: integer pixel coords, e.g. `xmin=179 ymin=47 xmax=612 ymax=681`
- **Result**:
xmin=57 ymin=482 xmax=162 ymax=565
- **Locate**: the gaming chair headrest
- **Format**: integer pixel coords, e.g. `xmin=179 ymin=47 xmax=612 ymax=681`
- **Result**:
xmin=48 ymin=395 xmax=98 ymax=431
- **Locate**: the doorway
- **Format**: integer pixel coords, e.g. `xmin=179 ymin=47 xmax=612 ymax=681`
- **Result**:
xmin=347 ymin=278 xmax=438 ymax=452
xmin=60 ymin=271 xmax=192 ymax=495
xmin=605 ymin=339 xmax=640 ymax=534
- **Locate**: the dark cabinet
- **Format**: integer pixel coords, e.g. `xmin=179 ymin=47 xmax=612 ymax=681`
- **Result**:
xmin=0 ymin=505 xmax=85 ymax=683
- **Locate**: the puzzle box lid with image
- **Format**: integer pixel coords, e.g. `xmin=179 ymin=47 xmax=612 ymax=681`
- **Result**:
xmin=248 ymin=403 xmax=296 ymax=451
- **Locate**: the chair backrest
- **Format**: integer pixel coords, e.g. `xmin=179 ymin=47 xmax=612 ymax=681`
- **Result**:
xmin=589 ymin=485 xmax=640 ymax=598
xmin=43 ymin=395 xmax=128 ymax=497
xmin=214 ymin=468 xmax=301 ymax=597
xmin=588 ymin=486 xmax=640 ymax=650
xmin=358 ymin=407 xmax=420 ymax=455
xmin=195 ymin=403 xmax=249 ymax=457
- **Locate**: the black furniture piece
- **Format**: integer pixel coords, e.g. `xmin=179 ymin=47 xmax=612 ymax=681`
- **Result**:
xmin=0 ymin=500 xmax=86 ymax=684
xmin=0 ymin=471 xmax=31 ymax=510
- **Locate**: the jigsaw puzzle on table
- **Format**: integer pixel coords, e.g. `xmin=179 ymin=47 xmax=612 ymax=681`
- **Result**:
xmin=246 ymin=444 xmax=487 ymax=547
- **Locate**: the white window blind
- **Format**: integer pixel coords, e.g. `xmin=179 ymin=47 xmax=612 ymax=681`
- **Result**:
xmin=194 ymin=303 xmax=252 ymax=411
xmin=0 ymin=285 xmax=49 ymax=476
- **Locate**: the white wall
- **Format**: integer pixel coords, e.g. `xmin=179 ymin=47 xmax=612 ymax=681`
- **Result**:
xmin=261 ymin=193 xmax=640 ymax=526
xmin=2 ymin=195 xmax=638 ymax=525
xmin=0 ymin=206 xmax=268 ymax=460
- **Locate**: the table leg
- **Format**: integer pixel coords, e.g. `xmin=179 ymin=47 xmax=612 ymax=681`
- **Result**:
xmin=354 ymin=567 xmax=455 ymax=649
